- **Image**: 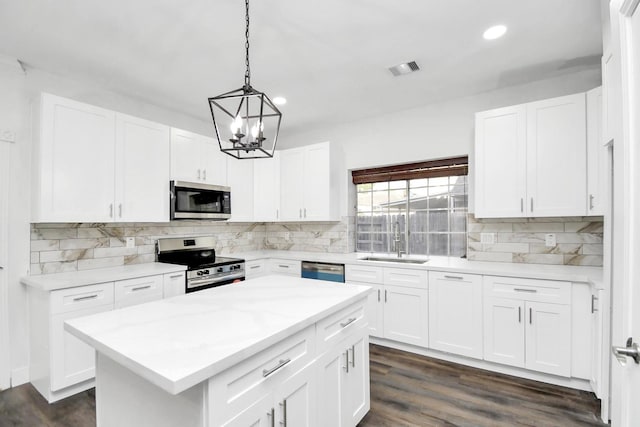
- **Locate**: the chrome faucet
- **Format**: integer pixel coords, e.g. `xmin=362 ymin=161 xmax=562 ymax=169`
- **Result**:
xmin=393 ymin=221 xmax=405 ymax=258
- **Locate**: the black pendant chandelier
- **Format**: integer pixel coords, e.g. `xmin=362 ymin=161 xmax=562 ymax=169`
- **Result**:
xmin=208 ymin=0 xmax=282 ymax=160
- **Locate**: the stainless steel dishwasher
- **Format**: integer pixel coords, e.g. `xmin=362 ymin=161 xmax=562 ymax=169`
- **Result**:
xmin=301 ymin=261 xmax=345 ymax=283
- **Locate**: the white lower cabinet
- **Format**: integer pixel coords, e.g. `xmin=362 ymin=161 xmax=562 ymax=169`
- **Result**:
xmin=270 ymin=259 xmax=301 ymax=276
xmin=245 ymin=259 xmax=268 ymax=279
xmin=114 ymin=275 xmax=164 ymax=309
xmin=483 ymin=276 xmax=571 ymax=377
xmin=163 ymin=272 xmax=186 ymax=298
xmin=317 ymin=328 xmax=370 ymax=427
xmin=428 ymin=272 xmax=483 ymax=359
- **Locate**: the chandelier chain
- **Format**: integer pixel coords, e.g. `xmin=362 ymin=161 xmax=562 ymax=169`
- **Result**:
xmin=244 ymin=0 xmax=251 ymax=88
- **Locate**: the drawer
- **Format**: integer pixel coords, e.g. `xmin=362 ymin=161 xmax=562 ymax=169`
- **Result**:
xmin=483 ymin=275 xmax=571 ymax=304
xmin=316 ymin=301 xmax=367 ymax=353
xmin=346 ymin=264 xmax=383 ymax=284
xmin=383 ymin=267 xmax=428 ymax=288
xmin=270 ymin=259 xmax=301 ymax=276
xmin=114 ymin=275 xmax=164 ymax=309
xmin=163 ymin=272 xmax=186 ymax=298
xmin=245 ymin=259 xmax=267 ymax=278
xmin=51 ymin=282 xmax=114 ymax=315
xmin=429 ymin=271 xmax=481 ymax=284
xmin=208 ymin=325 xmax=315 ymax=426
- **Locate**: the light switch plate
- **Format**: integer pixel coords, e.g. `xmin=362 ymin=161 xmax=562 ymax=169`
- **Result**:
xmin=0 ymin=129 xmax=16 ymax=143
xmin=480 ymin=232 xmax=496 ymax=245
xmin=545 ymin=233 xmax=556 ymax=247
xmin=125 ymin=237 xmax=135 ymax=248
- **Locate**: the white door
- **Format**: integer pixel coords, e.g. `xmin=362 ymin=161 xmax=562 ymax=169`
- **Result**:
xmin=253 ymin=152 xmax=280 ymax=221
xmin=586 ymin=87 xmax=606 ymax=215
xmin=279 ymin=148 xmax=304 ymax=221
xmin=170 ymin=128 xmax=201 ymax=182
xmin=0 ymin=141 xmax=9 ymax=390
xmin=364 ymin=283 xmax=384 ymax=338
xmin=343 ymin=330 xmax=370 ymax=426
xmin=474 ymin=105 xmax=527 ymax=218
xmin=382 ymin=285 xmax=429 ymax=347
xmin=524 ymin=301 xmax=571 ymax=377
xmin=302 ymin=143 xmax=330 ymax=221
xmin=611 ymin=1 xmax=640 ymax=425
xmin=201 ymin=136 xmax=227 ymax=185
xmin=526 ymin=93 xmax=587 ymax=217
xmin=317 ymin=347 xmax=346 ymax=427
xmin=227 ymin=158 xmax=254 ymax=222
xmin=221 ymin=393 xmax=272 ymax=427
xmin=276 ymin=363 xmax=316 ymax=427
xmin=483 ymin=297 xmax=525 ymax=368
xmin=115 ymin=114 xmax=170 ymax=222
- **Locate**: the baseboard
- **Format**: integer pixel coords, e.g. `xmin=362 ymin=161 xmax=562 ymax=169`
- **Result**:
xmin=11 ymin=366 xmax=29 ymax=387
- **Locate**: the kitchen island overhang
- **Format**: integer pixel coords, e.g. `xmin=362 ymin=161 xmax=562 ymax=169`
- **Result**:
xmin=65 ymin=275 xmax=372 ymax=427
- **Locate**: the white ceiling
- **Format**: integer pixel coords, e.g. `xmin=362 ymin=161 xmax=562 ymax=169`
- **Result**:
xmin=0 ymin=0 xmax=602 ymax=144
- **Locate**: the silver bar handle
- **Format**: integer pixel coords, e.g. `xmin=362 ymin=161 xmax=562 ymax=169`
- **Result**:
xmin=591 ymin=294 xmax=599 ymax=313
xmin=304 ymin=208 xmax=307 ymax=218
xmin=514 ymin=288 xmax=537 ymax=293
xmin=385 ymin=290 xmax=388 ymax=302
xmin=377 ymin=289 xmax=380 ymax=302
xmin=350 ymin=345 xmax=355 ymax=368
xmin=529 ymin=307 xmax=533 ymax=324
xmin=589 ymin=194 xmax=595 ymax=210
xmin=343 ymin=350 xmax=349 ymax=372
xmin=520 ymin=198 xmax=524 ymax=213
xmin=109 ymin=203 xmax=113 ymax=218
xmin=444 ymin=275 xmax=463 ymax=280
xmin=340 ymin=317 xmax=357 ymax=328
xmin=518 ymin=306 xmax=521 ymax=323
xmin=278 ymin=264 xmax=290 ymax=269
xmin=169 ymin=274 xmax=183 ymax=279
xmin=131 ymin=285 xmax=151 ymax=292
xmin=299 ymin=208 xmax=302 ymax=218
xmin=202 ymin=169 xmax=207 ymax=181
xmin=530 ymin=198 xmax=534 ymax=212
xmin=250 ymin=265 xmax=260 ymax=269
xmin=73 ymin=294 xmax=98 ymax=302
xmin=276 ymin=209 xmax=279 ymax=219
xmin=267 ymin=408 xmax=275 ymax=427
xmin=262 ymin=358 xmax=291 ymax=377
xmin=118 ymin=203 xmax=122 ymax=218
xmin=197 ymin=169 xmax=201 ymax=180
xmin=279 ymin=400 xmax=287 ymax=427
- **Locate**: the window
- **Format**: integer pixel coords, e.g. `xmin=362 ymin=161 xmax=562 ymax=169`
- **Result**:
xmin=353 ymin=158 xmax=468 ymax=257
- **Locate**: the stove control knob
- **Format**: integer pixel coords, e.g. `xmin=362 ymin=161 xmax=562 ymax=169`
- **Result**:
xmin=217 ymin=267 xmax=223 ymax=273
xmin=197 ymin=271 xmax=203 ymax=276
xmin=203 ymin=270 xmax=209 ymax=275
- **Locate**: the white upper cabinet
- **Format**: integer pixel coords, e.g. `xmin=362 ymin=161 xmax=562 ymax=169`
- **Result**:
xmin=170 ymin=128 xmax=227 ymax=186
xmin=279 ymin=142 xmax=341 ymax=222
xmin=526 ymin=93 xmax=586 ymax=217
xmin=253 ymin=152 xmax=280 ymax=222
xmin=115 ymin=114 xmax=170 ymax=222
xmin=475 ymin=92 xmax=587 ymax=218
xmin=586 ymin=87 xmax=606 ymax=216
xmin=33 ymin=93 xmax=116 ymax=222
xmin=226 ymin=158 xmax=254 ymax=222
xmin=33 ymin=94 xmax=170 ymax=223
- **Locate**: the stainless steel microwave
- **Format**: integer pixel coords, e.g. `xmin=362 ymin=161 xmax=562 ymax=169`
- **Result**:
xmin=170 ymin=181 xmax=231 ymax=220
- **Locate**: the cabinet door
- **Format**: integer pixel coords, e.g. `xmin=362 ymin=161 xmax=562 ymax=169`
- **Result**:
xmin=37 ymin=93 xmax=116 ymax=222
xmin=383 ymin=285 xmax=429 ymax=347
xmin=364 ymin=283 xmax=384 ymax=338
xmin=317 ymin=346 xmax=348 ymax=427
xmin=526 ymin=93 xmax=587 ymax=216
xmin=227 ymin=157 xmax=254 ymax=222
xmin=343 ymin=330 xmax=370 ymax=426
xmin=586 ymin=86 xmax=606 ymax=215
xmin=275 ymin=362 xmax=316 ymax=427
xmin=115 ymin=114 xmax=170 ymax=222
xmin=245 ymin=259 xmax=268 ymax=279
xmin=221 ymin=393 xmax=273 ymax=427
xmin=302 ymin=143 xmax=330 ymax=221
xmin=279 ymin=148 xmax=305 ymax=221
xmin=51 ymin=303 xmax=112 ymax=391
xmin=428 ymin=273 xmax=483 ymax=359
xmin=525 ymin=301 xmax=571 ymax=377
xmin=590 ymin=289 xmax=604 ymax=397
xmin=163 ymin=272 xmax=185 ymax=298
xmin=253 ymin=152 xmax=280 ymax=221
xmin=201 ymin=136 xmax=227 ymax=185
xmin=483 ymin=297 xmax=525 ymax=368
xmin=474 ymin=105 xmax=527 ymax=218
xmin=170 ymin=128 xmax=202 ymax=182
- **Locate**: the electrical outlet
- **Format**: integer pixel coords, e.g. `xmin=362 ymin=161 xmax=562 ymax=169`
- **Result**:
xmin=125 ymin=237 xmax=135 ymax=248
xmin=246 ymin=232 xmax=253 ymax=240
xmin=545 ymin=233 xmax=556 ymax=247
xmin=283 ymin=232 xmax=290 ymax=241
xmin=480 ymin=232 xmax=496 ymax=245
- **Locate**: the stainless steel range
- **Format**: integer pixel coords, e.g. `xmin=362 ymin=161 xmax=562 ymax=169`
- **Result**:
xmin=156 ymin=236 xmax=245 ymax=293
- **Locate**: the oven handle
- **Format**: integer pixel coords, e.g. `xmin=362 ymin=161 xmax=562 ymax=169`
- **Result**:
xmin=187 ymin=272 xmax=245 ymax=287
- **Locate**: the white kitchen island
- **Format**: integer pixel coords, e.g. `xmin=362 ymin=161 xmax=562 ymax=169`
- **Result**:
xmin=65 ymin=275 xmax=372 ymax=427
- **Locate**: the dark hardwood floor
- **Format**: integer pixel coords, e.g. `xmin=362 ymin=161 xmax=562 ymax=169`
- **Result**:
xmin=0 ymin=344 xmax=607 ymax=427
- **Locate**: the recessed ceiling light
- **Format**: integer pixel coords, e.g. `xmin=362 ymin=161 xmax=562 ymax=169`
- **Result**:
xmin=273 ymin=96 xmax=287 ymax=105
xmin=388 ymin=61 xmax=420 ymax=77
xmin=483 ymin=25 xmax=507 ymax=40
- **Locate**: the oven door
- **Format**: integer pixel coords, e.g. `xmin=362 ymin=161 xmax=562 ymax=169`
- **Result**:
xmin=186 ymin=274 xmax=245 ymax=293
xmin=171 ymin=181 xmax=231 ymax=220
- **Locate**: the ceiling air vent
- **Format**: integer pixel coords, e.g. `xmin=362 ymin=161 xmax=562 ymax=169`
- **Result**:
xmin=388 ymin=61 xmax=420 ymax=76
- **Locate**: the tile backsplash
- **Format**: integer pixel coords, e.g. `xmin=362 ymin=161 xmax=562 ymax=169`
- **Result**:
xmin=466 ymin=214 xmax=604 ymax=266
xmin=30 ymin=218 xmax=354 ymax=275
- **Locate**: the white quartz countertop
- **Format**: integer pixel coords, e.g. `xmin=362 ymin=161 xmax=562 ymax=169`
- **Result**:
xmin=230 ymin=250 xmax=603 ymax=286
xmin=21 ymin=263 xmax=186 ymax=291
xmin=65 ymin=275 xmax=372 ymax=395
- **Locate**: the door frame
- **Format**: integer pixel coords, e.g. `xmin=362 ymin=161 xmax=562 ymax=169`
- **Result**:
xmin=0 ymin=141 xmax=10 ymax=390
xmin=610 ymin=0 xmax=640 ymax=425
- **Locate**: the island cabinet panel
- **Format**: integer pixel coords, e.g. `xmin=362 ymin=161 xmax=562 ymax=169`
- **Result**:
xmin=316 ymin=300 xmax=367 ymax=353
xmin=428 ymin=272 xmax=483 ymax=359
xmin=364 ymin=283 xmax=384 ymax=338
xmin=317 ymin=327 xmax=370 ymax=427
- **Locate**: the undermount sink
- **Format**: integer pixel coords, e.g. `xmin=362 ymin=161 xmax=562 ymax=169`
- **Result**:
xmin=361 ymin=256 xmax=428 ymax=264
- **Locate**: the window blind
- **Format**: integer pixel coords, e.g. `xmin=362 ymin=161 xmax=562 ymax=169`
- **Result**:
xmin=351 ymin=156 xmax=468 ymax=184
